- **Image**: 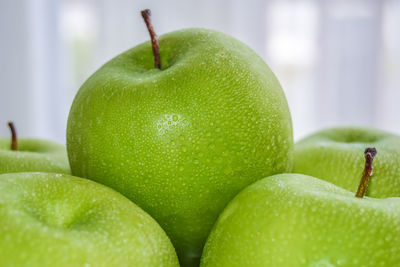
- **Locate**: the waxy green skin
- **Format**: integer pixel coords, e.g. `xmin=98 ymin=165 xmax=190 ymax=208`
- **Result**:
xmin=201 ymin=174 xmax=400 ymax=267
xmin=67 ymin=28 xmax=293 ymax=265
xmin=0 ymin=172 xmax=179 ymax=266
xmin=0 ymin=138 xmax=70 ymax=174
xmin=294 ymin=127 xmax=400 ymax=198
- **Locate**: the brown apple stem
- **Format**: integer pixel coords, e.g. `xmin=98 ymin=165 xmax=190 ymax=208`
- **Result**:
xmin=141 ymin=9 xmax=161 ymax=69
xmin=355 ymin=147 xmax=377 ymax=198
xmin=7 ymin=121 xmax=18 ymax=151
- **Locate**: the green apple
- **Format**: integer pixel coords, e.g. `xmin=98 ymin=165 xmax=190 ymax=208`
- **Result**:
xmin=0 ymin=172 xmax=179 ymax=266
xmin=201 ymin=171 xmax=400 ymax=265
xmin=293 ymin=127 xmax=400 ymax=198
xmin=0 ymin=122 xmax=70 ymax=174
xmin=67 ymin=19 xmax=293 ymax=265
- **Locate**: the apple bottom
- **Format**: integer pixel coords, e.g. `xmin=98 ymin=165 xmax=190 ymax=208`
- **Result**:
xmin=0 ymin=172 xmax=179 ymax=266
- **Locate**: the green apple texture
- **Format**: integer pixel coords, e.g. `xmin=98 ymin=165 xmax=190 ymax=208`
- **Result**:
xmin=0 ymin=172 xmax=179 ymax=266
xmin=293 ymin=127 xmax=400 ymax=198
xmin=67 ymin=27 xmax=293 ymax=264
xmin=201 ymin=173 xmax=400 ymax=266
xmin=0 ymin=122 xmax=70 ymax=174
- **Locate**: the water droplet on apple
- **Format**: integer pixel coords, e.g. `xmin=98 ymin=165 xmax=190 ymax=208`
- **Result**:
xmin=223 ymin=168 xmax=232 ymax=175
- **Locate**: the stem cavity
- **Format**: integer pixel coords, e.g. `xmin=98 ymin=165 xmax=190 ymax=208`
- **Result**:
xmin=7 ymin=121 xmax=18 ymax=151
xmin=355 ymin=147 xmax=377 ymax=198
xmin=141 ymin=9 xmax=161 ymax=69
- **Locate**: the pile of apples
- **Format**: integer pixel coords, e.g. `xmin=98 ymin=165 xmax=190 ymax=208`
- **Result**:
xmin=1 ymin=9 xmax=399 ymax=267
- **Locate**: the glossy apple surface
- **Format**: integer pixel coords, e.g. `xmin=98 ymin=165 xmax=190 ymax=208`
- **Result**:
xmin=67 ymin=28 xmax=293 ymax=265
xmin=293 ymin=127 xmax=400 ymax=197
xmin=0 ymin=138 xmax=70 ymax=174
xmin=0 ymin=172 xmax=179 ymax=266
xmin=201 ymin=174 xmax=400 ymax=266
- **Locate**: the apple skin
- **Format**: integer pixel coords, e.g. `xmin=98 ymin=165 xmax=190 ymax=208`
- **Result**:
xmin=0 ymin=138 xmax=70 ymax=174
xmin=0 ymin=172 xmax=179 ymax=266
xmin=201 ymin=173 xmax=400 ymax=266
xmin=293 ymin=127 xmax=400 ymax=198
xmin=67 ymin=28 xmax=293 ymax=265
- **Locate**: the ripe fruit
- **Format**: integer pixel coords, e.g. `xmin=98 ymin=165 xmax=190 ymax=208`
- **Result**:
xmin=294 ymin=127 xmax=400 ymax=197
xmin=0 ymin=172 xmax=179 ymax=266
xmin=67 ymin=10 xmax=293 ymax=265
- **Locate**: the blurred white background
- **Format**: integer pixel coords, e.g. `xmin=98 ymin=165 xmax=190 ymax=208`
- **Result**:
xmin=0 ymin=0 xmax=399 ymax=143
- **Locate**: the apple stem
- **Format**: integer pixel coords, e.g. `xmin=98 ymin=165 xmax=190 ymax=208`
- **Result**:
xmin=7 ymin=121 xmax=18 ymax=151
xmin=355 ymin=147 xmax=377 ymax=198
xmin=141 ymin=9 xmax=161 ymax=69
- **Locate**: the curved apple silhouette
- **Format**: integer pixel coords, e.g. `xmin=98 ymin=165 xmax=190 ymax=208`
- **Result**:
xmin=201 ymin=151 xmax=400 ymax=266
xmin=0 ymin=172 xmax=179 ymax=266
xmin=0 ymin=122 xmax=70 ymax=174
xmin=293 ymin=127 xmax=400 ymax=198
xmin=67 ymin=21 xmax=293 ymax=265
